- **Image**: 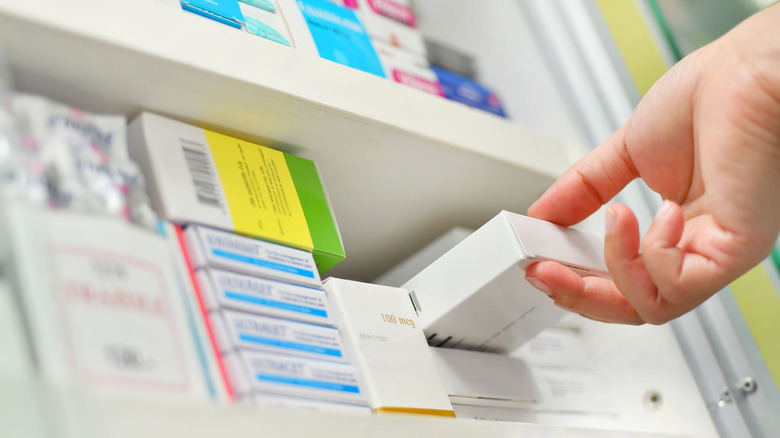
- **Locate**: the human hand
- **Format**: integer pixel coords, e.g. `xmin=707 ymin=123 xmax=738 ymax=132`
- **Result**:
xmin=525 ymin=3 xmax=780 ymax=325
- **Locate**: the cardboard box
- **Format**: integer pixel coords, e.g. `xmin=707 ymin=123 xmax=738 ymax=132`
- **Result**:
xmin=335 ymin=0 xmax=426 ymax=55
xmin=211 ymin=309 xmax=348 ymax=362
xmin=184 ymin=225 xmax=323 ymax=289
xmin=239 ymin=1 xmax=292 ymax=46
xmin=372 ymin=39 xmax=443 ymax=97
xmin=197 ymin=268 xmax=332 ymax=326
xmin=128 ymin=112 xmax=345 ymax=273
xmin=295 ymin=0 xmax=385 ymax=77
xmin=2 ymin=204 xmax=213 ymax=401
xmin=403 ymin=211 xmax=608 ymax=353
xmin=324 ymin=278 xmax=454 ymax=416
xmin=224 ymin=349 xmax=367 ymax=404
xmin=181 ymin=0 xmax=245 ymax=28
xmin=432 ymin=66 xmax=507 ymax=118
xmin=430 ymin=347 xmax=539 ymax=409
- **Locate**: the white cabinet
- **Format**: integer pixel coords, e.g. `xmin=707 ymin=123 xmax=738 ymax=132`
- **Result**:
xmin=0 ymin=0 xmax=569 ymax=281
xmin=0 ymin=1 xmax=723 ymax=437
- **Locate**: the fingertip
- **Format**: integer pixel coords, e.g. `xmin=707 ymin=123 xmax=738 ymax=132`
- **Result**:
xmin=644 ymin=200 xmax=684 ymax=250
xmin=604 ymin=204 xmax=641 ymax=264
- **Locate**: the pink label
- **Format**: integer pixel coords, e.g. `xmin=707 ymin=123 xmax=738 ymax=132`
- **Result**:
xmin=343 ymin=0 xmax=358 ymax=8
xmin=367 ymin=0 xmax=417 ymax=28
xmin=393 ymin=70 xmax=444 ymax=97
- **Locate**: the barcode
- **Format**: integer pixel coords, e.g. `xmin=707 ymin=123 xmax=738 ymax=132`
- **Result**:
xmin=180 ymin=139 xmax=224 ymax=210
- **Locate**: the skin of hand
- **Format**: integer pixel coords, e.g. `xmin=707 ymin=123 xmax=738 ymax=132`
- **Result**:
xmin=525 ymin=2 xmax=780 ymax=325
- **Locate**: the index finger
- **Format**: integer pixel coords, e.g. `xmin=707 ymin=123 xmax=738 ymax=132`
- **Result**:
xmin=528 ymin=125 xmax=638 ymax=226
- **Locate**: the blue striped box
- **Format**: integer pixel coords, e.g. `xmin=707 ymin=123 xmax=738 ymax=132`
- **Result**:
xmin=184 ymin=225 xmax=322 ymax=289
xmin=197 ymin=268 xmax=333 ymax=326
xmin=224 ymin=349 xmax=367 ymax=404
xmin=211 ymin=309 xmax=348 ymax=363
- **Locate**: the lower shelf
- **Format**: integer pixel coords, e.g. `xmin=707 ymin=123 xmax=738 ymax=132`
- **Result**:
xmin=0 ymin=378 xmax=683 ymax=438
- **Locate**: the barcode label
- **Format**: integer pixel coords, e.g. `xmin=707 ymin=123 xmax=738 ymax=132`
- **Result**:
xmin=180 ymin=139 xmax=224 ymax=210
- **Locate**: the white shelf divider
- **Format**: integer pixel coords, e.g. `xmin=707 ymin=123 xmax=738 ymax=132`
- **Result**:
xmin=0 ymin=0 xmax=568 ymax=281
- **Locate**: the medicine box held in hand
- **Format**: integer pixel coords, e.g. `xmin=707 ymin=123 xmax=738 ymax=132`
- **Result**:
xmin=128 ymin=112 xmax=345 ymax=273
xmin=403 ymin=211 xmax=609 ymax=353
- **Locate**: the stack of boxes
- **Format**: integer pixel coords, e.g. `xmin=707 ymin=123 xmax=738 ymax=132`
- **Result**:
xmin=169 ymin=0 xmax=508 ymax=114
xmin=330 ymin=0 xmax=443 ymax=97
xmin=182 ymin=225 xmax=368 ymax=409
xmin=128 ymin=112 xmax=370 ymax=410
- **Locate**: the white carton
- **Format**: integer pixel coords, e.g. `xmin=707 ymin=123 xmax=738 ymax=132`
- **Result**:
xmin=3 ymin=204 xmax=212 ymax=401
xmin=430 ymin=347 xmax=539 ymax=409
xmin=324 ymin=278 xmax=454 ymax=416
xmin=333 ymin=0 xmax=426 ymax=55
xmin=224 ymin=349 xmax=367 ymax=404
xmin=372 ymin=39 xmax=443 ymax=97
xmin=403 ymin=211 xmax=608 ymax=353
xmin=197 ymin=268 xmax=332 ymax=326
xmin=211 ymin=309 xmax=348 ymax=362
xmin=184 ymin=225 xmax=322 ymax=289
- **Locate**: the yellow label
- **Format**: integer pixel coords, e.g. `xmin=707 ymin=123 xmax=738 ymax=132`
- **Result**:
xmin=205 ymin=130 xmax=313 ymax=250
xmin=730 ymin=263 xmax=780 ymax=393
xmin=596 ymin=0 xmax=669 ymax=97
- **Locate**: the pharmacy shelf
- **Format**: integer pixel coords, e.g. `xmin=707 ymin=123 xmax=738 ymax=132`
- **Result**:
xmin=0 ymin=378 xmax=685 ymax=438
xmin=0 ymin=0 xmax=568 ymax=281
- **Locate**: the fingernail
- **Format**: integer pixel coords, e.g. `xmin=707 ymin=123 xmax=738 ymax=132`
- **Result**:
xmin=655 ymin=200 xmax=672 ymax=220
xmin=605 ymin=206 xmax=616 ymax=234
xmin=526 ymin=276 xmax=552 ymax=296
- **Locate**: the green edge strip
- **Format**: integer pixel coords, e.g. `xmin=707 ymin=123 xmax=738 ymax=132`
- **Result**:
xmin=646 ymin=0 xmax=684 ymax=62
xmin=285 ymin=154 xmax=345 ymax=273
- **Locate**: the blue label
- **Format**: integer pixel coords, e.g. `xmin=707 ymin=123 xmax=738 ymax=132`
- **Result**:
xmin=432 ymin=66 xmax=507 ymax=118
xmin=211 ymin=249 xmax=316 ymax=278
xmin=239 ymin=334 xmax=342 ymax=357
xmin=225 ymin=291 xmax=328 ymax=317
xmin=181 ymin=0 xmax=245 ymax=27
xmin=296 ymin=0 xmax=385 ymax=78
xmin=255 ymin=373 xmax=360 ymax=393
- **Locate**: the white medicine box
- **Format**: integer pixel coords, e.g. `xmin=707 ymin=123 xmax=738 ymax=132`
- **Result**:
xmin=403 ymin=211 xmax=608 ymax=353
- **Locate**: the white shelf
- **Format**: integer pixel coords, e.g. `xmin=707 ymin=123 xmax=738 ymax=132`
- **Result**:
xmin=0 ymin=378 xmax=684 ymax=438
xmin=0 ymin=0 xmax=568 ymax=281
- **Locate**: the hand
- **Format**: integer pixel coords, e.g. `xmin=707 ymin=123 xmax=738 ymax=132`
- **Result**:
xmin=525 ymin=3 xmax=780 ymax=325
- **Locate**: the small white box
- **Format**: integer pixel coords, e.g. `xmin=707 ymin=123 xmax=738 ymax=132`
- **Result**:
xmin=184 ymin=225 xmax=322 ymax=289
xmin=430 ymin=347 xmax=539 ymax=409
xmin=335 ymin=0 xmax=426 ymax=55
xmin=3 ymin=205 xmax=212 ymax=401
xmin=224 ymin=349 xmax=367 ymax=404
xmin=372 ymin=39 xmax=443 ymax=97
xmin=197 ymin=268 xmax=332 ymax=326
xmin=403 ymin=211 xmax=608 ymax=353
xmin=324 ymin=278 xmax=454 ymax=416
xmin=212 ymin=309 xmax=348 ymax=362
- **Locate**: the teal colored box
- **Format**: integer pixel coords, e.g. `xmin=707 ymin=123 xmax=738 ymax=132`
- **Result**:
xmin=296 ymin=0 xmax=385 ymax=77
xmin=181 ymin=0 xmax=245 ymax=28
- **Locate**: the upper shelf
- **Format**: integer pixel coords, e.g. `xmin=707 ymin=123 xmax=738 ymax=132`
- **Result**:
xmin=0 ymin=0 xmax=568 ymax=281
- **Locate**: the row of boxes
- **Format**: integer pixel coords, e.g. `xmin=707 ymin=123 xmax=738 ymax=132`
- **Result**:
xmin=158 ymin=0 xmax=507 ymax=116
